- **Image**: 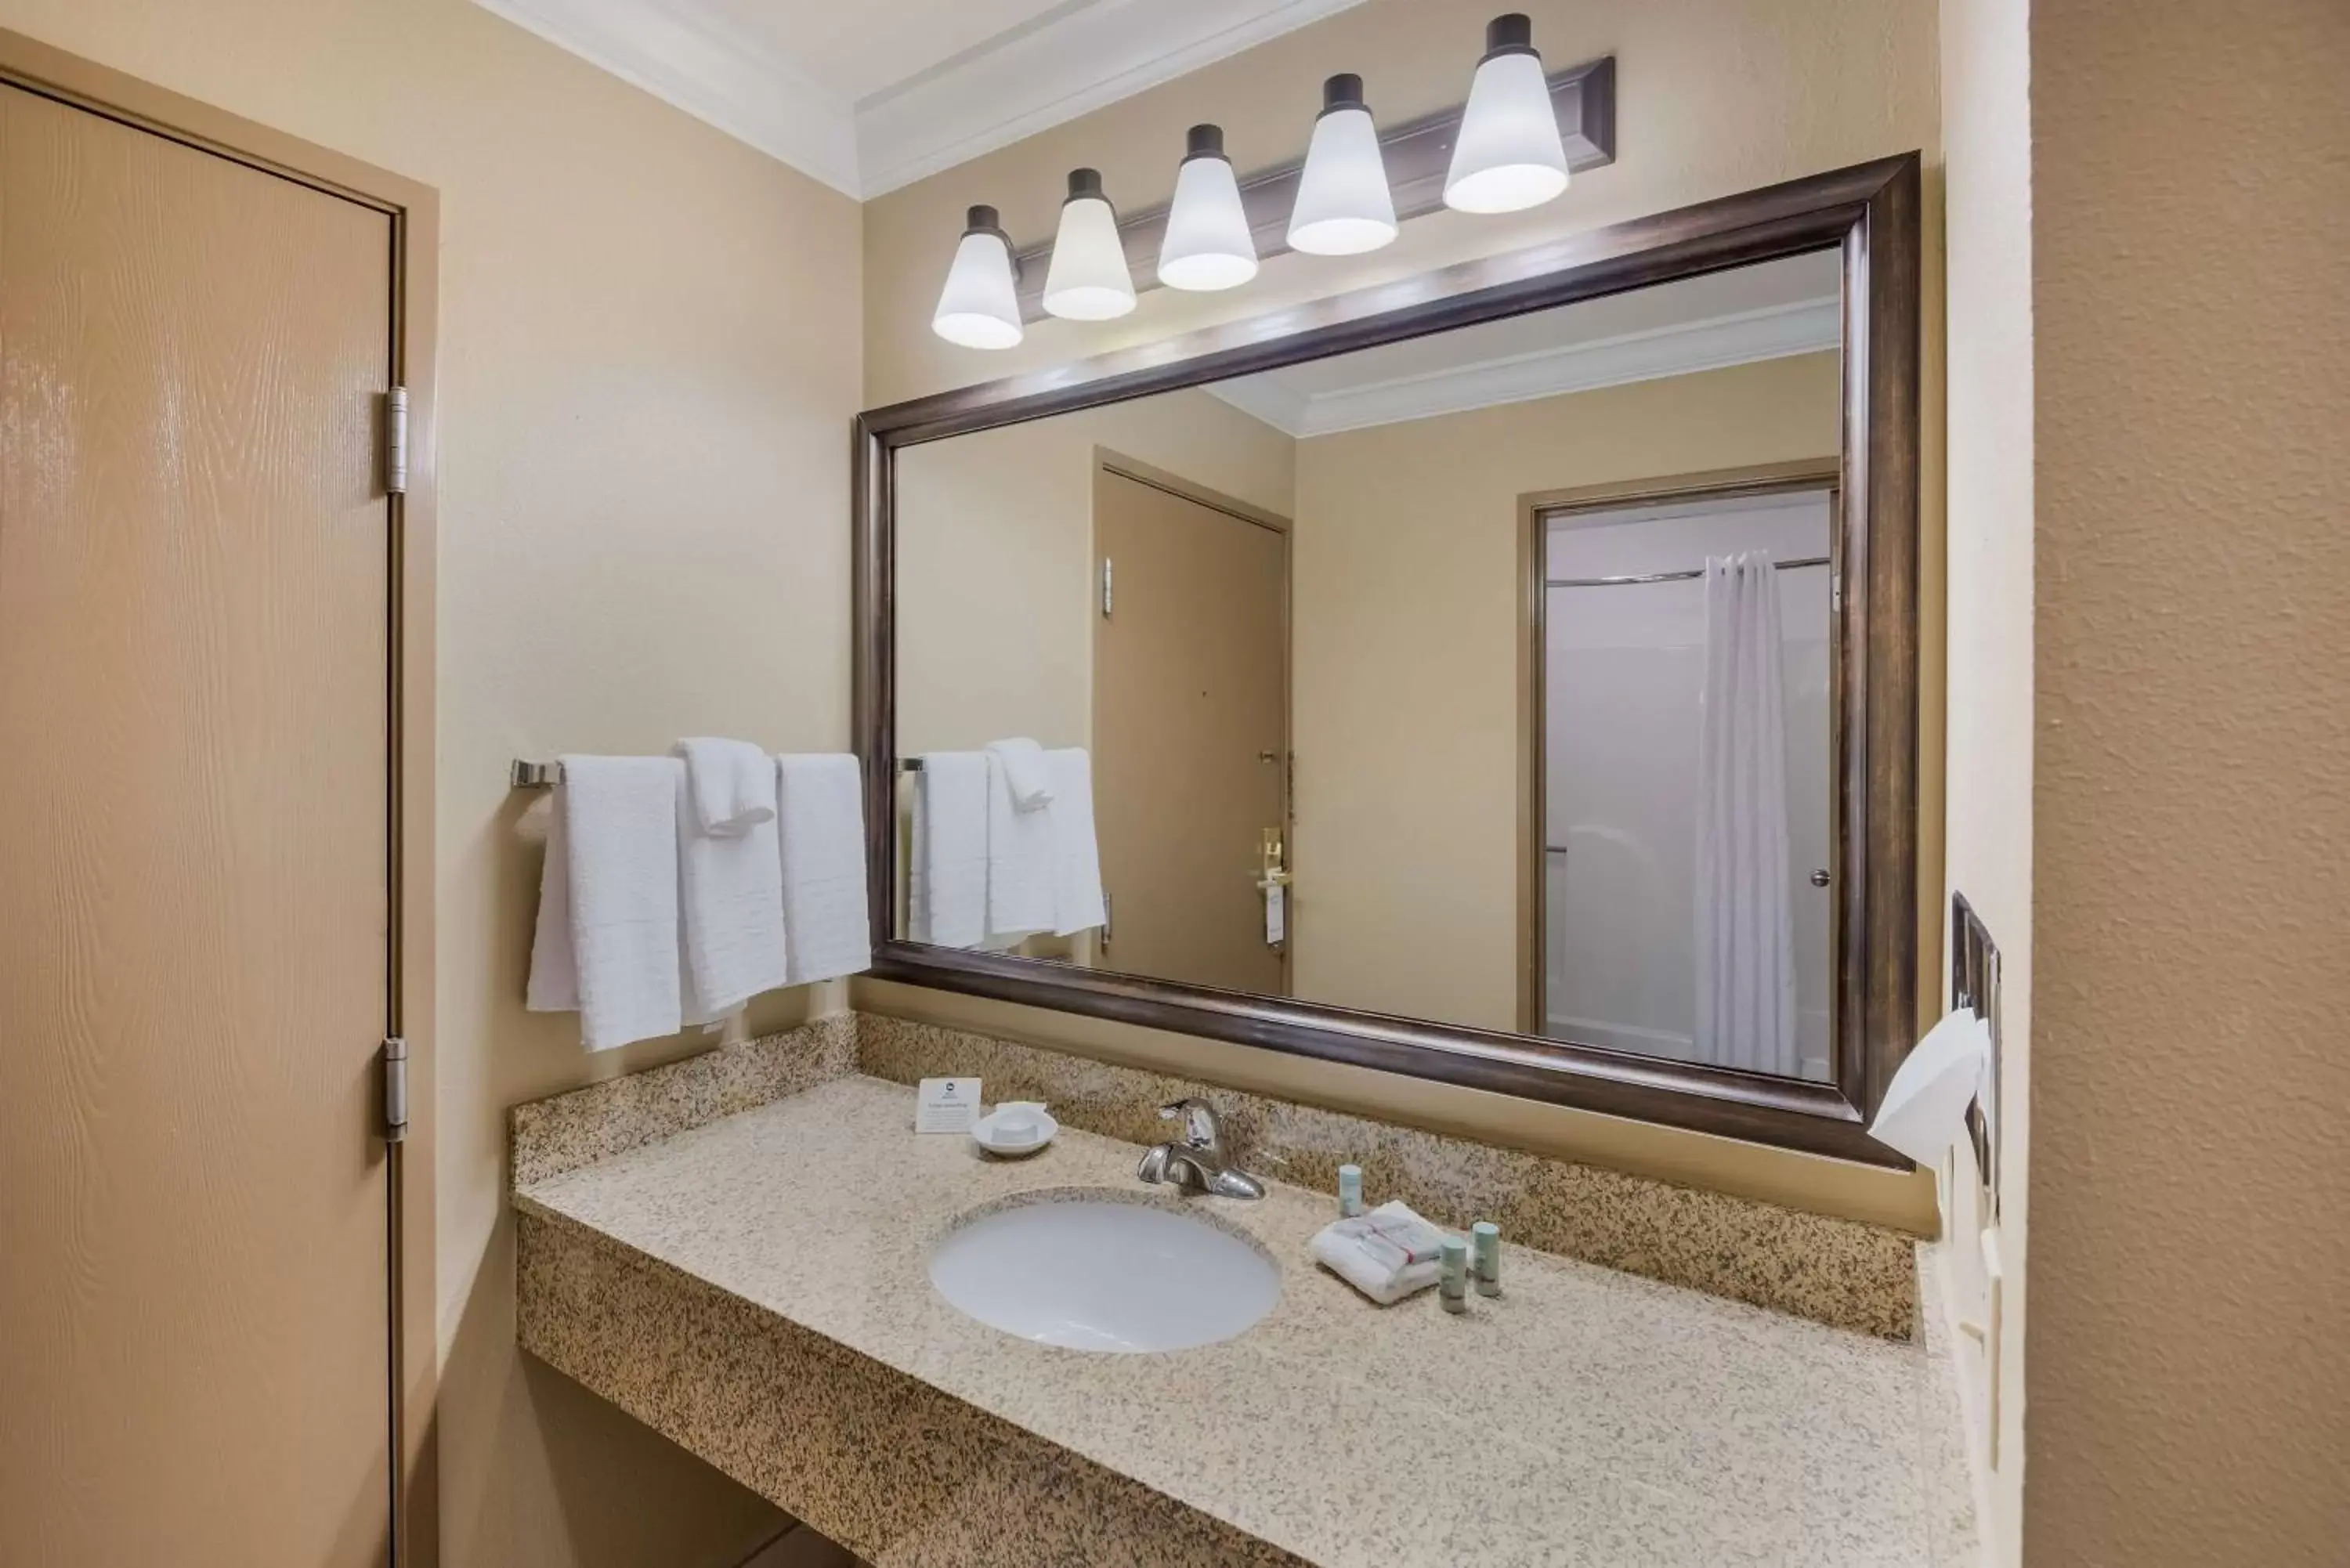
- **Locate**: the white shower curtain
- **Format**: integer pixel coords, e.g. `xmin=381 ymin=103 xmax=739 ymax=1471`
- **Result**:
xmin=1694 ymin=551 xmax=1801 ymax=1075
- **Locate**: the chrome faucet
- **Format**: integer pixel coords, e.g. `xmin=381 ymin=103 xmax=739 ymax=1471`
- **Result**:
xmin=1137 ymin=1097 xmax=1266 ymax=1200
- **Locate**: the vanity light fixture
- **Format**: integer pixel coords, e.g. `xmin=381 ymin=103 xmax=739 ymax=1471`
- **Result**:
xmin=930 ymin=204 xmax=1023 ymax=349
xmin=1041 ymin=168 xmax=1138 ymax=320
xmin=1156 ymin=125 xmax=1260 ymax=291
xmin=1443 ymin=13 xmax=1571 ymax=215
xmin=1287 ymin=74 xmax=1397 ymax=256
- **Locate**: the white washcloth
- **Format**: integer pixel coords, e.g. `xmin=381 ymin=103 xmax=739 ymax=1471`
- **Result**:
xmin=984 ymin=737 xmax=1057 ymax=812
xmin=526 ymin=755 xmax=684 ymax=1051
xmin=1310 ymin=1201 xmax=1448 ymax=1306
xmin=776 ymin=753 xmax=873 ymax=985
xmin=1046 ymin=747 xmax=1107 ymax=936
xmin=985 ymin=751 xmax=1057 ymax=941
xmin=910 ymin=752 xmax=989 ymax=947
xmin=675 ymin=737 xmax=776 ymax=837
xmin=674 ymin=754 xmax=786 ymax=1019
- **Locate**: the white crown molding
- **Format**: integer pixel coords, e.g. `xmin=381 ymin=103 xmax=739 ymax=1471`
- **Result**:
xmin=1206 ymin=298 xmax=1845 ymax=439
xmin=474 ymin=0 xmax=1364 ymax=200
xmin=854 ymin=0 xmax=1370 ymax=197
xmin=473 ymin=0 xmax=863 ymax=196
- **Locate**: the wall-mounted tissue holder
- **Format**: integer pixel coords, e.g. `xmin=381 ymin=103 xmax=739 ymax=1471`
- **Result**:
xmin=1950 ymin=892 xmax=2004 ymax=1222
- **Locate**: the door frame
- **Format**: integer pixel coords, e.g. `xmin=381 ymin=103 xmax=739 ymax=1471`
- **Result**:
xmin=1517 ymin=458 xmax=1842 ymax=1041
xmin=1090 ymin=449 xmax=1294 ymax=992
xmin=0 ymin=30 xmax=441 ymax=1566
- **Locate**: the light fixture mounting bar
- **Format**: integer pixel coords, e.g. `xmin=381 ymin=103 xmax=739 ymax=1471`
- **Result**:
xmin=1009 ymin=55 xmax=1614 ymax=324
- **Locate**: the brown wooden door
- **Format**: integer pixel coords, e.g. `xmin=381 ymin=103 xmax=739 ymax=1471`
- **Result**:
xmin=1092 ymin=467 xmax=1289 ymax=995
xmin=0 ymin=85 xmax=396 ymax=1567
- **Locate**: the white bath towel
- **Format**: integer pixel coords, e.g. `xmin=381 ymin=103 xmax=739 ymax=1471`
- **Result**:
xmin=984 ymin=751 xmax=1057 ymax=941
xmin=984 ymin=736 xmax=1057 ymax=812
xmin=674 ymin=736 xmax=776 ymax=837
xmin=1045 ymin=747 xmax=1107 ymax=936
xmin=526 ymin=755 xmax=684 ymax=1051
xmin=1310 ymin=1201 xmax=1448 ymax=1306
xmin=674 ymin=750 xmax=786 ymax=1019
xmin=776 ymin=753 xmax=873 ymax=985
xmin=910 ymin=752 xmax=989 ymax=948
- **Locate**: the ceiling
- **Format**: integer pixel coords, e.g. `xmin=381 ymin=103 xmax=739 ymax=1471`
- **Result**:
xmin=1207 ymin=251 xmax=1846 ymax=438
xmin=474 ymin=0 xmax=1368 ymax=197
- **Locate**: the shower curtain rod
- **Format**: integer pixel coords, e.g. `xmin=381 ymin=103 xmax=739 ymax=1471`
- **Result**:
xmin=1545 ymin=555 xmax=1830 ymax=589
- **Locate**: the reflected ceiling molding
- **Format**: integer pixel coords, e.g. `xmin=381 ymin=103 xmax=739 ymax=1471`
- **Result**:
xmin=472 ymin=0 xmax=862 ymax=194
xmin=468 ymin=0 xmax=1367 ymax=200
xmin=1206 ymin=295 xmax=1843 ymax=438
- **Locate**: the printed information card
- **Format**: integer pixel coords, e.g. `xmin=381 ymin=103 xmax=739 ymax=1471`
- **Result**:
xmin=915 ymin=1077 xmax=982 ymax=1135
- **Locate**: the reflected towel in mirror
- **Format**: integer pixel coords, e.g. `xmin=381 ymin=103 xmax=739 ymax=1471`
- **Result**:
xmin=984 ymin=736 xmax=1057 ymax=811
xmin=911 ymin=752 xmax=989 ymax=946
xmin=985 ymin=751 xmax=1058 ymax=940
xmin=1047 ymin=747 xmax=1107 ymax=937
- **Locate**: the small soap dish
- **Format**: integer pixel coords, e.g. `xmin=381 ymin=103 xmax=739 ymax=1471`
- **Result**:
xmin=971 ymin=1102 xmax=1058 ymax=1158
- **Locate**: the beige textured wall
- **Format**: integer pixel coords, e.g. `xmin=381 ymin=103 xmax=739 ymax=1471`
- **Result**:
xmin=2026 ymin=2 xmax=2349 ymax=1564
xmin=1937 ymin=0 xmax=2033 ymax=1559
xmin=0 ymin=5 xmax=862 ymax=1566
xmin=1290 ymin=353 xmax=1841 ymax=1030
xmin=859 ymin=0 xmax=1943 ymax=1228
xmin=895 ymin=388 xmax=1293 ymax=755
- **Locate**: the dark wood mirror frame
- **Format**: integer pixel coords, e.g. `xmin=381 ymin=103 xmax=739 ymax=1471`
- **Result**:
xmin=855 ymin=154 xmax=1920 ymax=1166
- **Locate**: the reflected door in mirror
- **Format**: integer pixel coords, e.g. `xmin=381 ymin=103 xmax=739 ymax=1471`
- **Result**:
xmin=1093 ymin=466 xmax=1289 ymax=994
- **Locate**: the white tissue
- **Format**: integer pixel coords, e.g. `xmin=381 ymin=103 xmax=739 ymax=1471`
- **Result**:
xmin=1870 ymin=1006 xmax=1991 ymax=1164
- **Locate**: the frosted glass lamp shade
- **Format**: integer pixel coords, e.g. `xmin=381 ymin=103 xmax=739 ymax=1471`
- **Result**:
xmin=1042 ymin=168 xmax=1137 ymax=321
xmin=931 ymin=206 xmax=1022 ymax=350
xmin=1157 ymin=125 xmax=1259 ymax=292
xmin=1287 ymin=75 xmax=1397 ymax=256
xmin=1443 ymin=15 xmax=1570 ymax=215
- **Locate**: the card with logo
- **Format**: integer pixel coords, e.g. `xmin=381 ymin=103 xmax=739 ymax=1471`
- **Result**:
xmin=915 ymin=1076 xmax=982 ymax=1134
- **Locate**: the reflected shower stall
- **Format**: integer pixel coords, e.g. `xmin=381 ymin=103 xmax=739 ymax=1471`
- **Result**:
xmin=1539 ymin=485 xmax=1834 ymax=1082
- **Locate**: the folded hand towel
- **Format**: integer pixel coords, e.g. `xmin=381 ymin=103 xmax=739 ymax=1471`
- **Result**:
xmin=674 ymin=750 xmax=786 ymax=1018
xmin=526 ymin=755 xmax=684 ymax=1051
xmin=910 ymin=751 xmax=989 ymax=948
xmin=776 ymin=753 xmax=872 ymax=985
xmin=1310 ymin=1201 xmax=1450 ymax=1306
xmin=984 ymin=751 xmax=1058 ymax=941
xmin=984 ymin=737 xmax=1057 ymax=812
xmin=1045 ymin=747 xmax=1108 ymax=936
xmin=675 ymin=737 xmax=777 ymax=837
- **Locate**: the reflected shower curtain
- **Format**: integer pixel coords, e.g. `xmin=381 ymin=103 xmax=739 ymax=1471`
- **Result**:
xmin=1695 ymin=552 xmax=1801 ymax=1075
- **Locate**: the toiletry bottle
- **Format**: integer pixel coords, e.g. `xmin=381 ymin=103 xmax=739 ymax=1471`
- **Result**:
xmin=1472 ymin=1221 xmax=1502 ymax=1296
xmin=1440 ymin=1235 xmax=1470 ymax=1313
xmin=1338 ymin=1164 xmax=1364 ymax=1218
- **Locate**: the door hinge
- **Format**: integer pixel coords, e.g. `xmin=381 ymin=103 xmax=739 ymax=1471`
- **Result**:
xmin=1101 ymin=557 xmax=1114 ymax=619
xmin=384 ymin=387 xmax=409 ymax=497
xmin=381 ymin=1036 xmax=410 ymax=1143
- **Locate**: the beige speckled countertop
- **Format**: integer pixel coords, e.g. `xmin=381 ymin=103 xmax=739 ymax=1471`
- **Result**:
xmin=516 ymin=1075 xmax=1950 ymax=1566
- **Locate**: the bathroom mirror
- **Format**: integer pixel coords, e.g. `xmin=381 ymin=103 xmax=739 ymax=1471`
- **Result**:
xmin=858 ymin=157 xmax=1920 ymax=1163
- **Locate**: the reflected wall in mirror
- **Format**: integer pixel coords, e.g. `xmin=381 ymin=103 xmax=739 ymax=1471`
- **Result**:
xmin=896 ymin=250 xmax=1842 ymax=1082
xmin=862 ymin=157 xmax=1921 ymax=1163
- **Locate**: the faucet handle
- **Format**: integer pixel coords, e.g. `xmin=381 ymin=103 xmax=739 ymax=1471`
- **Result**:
xmin=1159 ymin=1097 xmax=1220 ymax=1150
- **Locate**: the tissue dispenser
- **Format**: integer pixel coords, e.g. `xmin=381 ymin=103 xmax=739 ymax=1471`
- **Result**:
xmin=1869 ymin=1007 xmax=1991 ymax=1165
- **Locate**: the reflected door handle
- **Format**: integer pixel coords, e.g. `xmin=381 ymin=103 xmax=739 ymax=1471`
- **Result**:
xmin=1810 ymin=869 xmax=1831 ymax=887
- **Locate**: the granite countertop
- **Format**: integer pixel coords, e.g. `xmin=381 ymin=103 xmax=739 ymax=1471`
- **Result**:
xmin=515 ymin=1074 xmax=1944 ymax=1567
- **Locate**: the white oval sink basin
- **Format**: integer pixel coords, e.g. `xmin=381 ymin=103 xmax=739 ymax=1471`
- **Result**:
xmin=928 ymin=1198 xmax=1281 ymax=1353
